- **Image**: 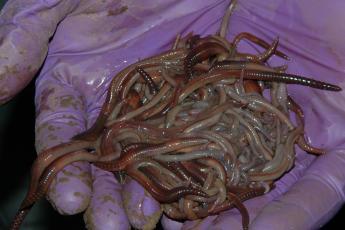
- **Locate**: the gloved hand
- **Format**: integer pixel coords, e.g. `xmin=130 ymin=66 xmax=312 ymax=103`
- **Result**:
xmin=1 ymin=0 xmax=345 ymax=229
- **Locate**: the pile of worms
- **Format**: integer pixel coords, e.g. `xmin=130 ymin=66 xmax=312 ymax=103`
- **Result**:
xmin=10 ymin=2 xmax=341 ymax=230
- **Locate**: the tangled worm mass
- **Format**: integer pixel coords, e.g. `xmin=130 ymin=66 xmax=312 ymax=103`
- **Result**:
xmin=10 ymin=2 xmax=341 ymax=230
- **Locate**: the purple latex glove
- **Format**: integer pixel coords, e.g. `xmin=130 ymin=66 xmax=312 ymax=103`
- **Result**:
xmin=1 ymin=0 xmax=345 ymax=229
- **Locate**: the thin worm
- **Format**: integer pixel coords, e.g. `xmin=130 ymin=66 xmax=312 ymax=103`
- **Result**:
xmin=179 ymin=70 xmax=340 ymax=103
xmin=140 ymin=166 xmax=177 ymax=190
xmin=95 ymin=137 xmax=208 ymax=171
xmin=226 ymin=109 xmax=273 ymax=160
xmin=287 ymin=96 xmax=325 ymax=155
xmin=25 ymin=140 xmax=93 ymax=208
xmin=249 ymin=127 xmax=302 ymax=181
xmin=154 ymin=149 xmax=224 ymax=162
xmin=209 ymin=178 xmax=227 ymax=212
xmin=139 ymin=87 xmax=176 ymax=120
xmin=245 ymin=95 xmax=295 ymax=130
xmin=180 ymin=161 xmax=207 ymax=185
xmin=188 ymin=130 xmax=237 ymax=163
xmin=127 ymin=164 xmax=207 ymax=203
xmin=162 ymin=161 xmax=202 ymax=188
xmin=73 ymin=49 xmax=187 ymax=141
xmin=11 ymin=151 xmax=99 ymax=230
xmin=108 ymin=84 xmax=171 ymax=124
xmin=135 ymin=159 xmax=182 ymax=185
xmin=232 ymin=32 xmax=289 ymax=60
xmin=234 ymin=37 xmax=279 ymax=63
xmin=136 ymin=67 xmax=159 ymax=95
xmin=184 ymin=42 xmax=229 ymax=80
xmin=218 ymin=0 xmax=237 ymax=38
xmin=172 ymin=34 xmax=181 ymax=50
xmin=227 ymin=192 xmax=250 ymax=230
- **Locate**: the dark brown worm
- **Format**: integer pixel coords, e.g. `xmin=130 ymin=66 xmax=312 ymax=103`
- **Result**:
xmin=211 ymin=62 xmax=341 ymax=91
xmin=162 ymin=161 xmax=203 ymax=188
xmin=136 ymin=67 xmax=159 ymax=95
xmin=244 ymin=70 xmax=341 ymax=91
xmin=184 ymin=41 xmax=229 ymax=80
xmin=179 ymin=70 xmax=341 ymax=104
xmin=127 ymin=164 xmax=208 ymax=203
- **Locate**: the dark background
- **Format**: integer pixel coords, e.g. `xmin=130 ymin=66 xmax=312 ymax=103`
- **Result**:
xmin=0 ymin=0 xmax=343 ymax=229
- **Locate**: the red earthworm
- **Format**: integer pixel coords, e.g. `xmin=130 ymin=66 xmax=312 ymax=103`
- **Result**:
xmin=24 ymin=140 xmax=94 ymax=208
xmin=210 ymin=60 xmax=277 ymax=73
xmin=194 ymin=35 xmax=232 ymax=53
xmin=206 ymin=185 xmax=266 ymax=221
xmin=226 ymin=192 xmax=250 ymax=230
xmin=127 ymin=163 xmax=208 ymax=203
xmin=287 ymin=96 xmax=326 ymax=155
xmin=94 ymin=137 xmax=208 ymax=171
xmin=139 ymin=163 xmax=181 ymax=190
xmin=11 ymin=4 xmax=345 ymax=227
xmin=181 ymin=161 xmax=208 ymax=184
xmin=184 ymin=42 xmax=229 ymax=80
xmin=136 ymin=67 xmax=159 ymax=95
xmin=161 ymin=161 xmax=203 ymax=188
xmin=138 ymin=88 xmax=175 ymax=120
xmin=100 ymin=121 xmax=185 ymax=156
xmin=243 ymin=37 xmax=279 ymax=62
xmin=232 ymin=32 xmax=289 ymax=60
xmin=107 ymin=84 xmax=172 ymax=124
xmin=10 ymin=151 xmax=99 ymax=230
xmin=73 ymin=49 xmax=188 ymax=141
xmin=179 ymin=70 xmax=341 ymax=103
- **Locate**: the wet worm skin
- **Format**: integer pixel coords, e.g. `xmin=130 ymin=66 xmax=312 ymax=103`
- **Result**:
xmin=10 ymin=13 xmax=343 ymax=229
xmin=11 ymin=150 xmax=98 ymax=230
xmin=136 ymin=67 xmax=159 ymax=95
xmin=73 ymin=49 xmax=188 ymax=141
xmin=244 ymin=70 xmax=341 ymax=91
xmin=163 ymin=161 xmax=203 ymax=188
xmin=185 ymin=41 xmax=228 ymax=80
xmin=10 ymin=210 xmax=30 ymax=230
xmin=94 ymin=137 xmax=208 ymax=171
xmin=127 ymin=166 xmax=208 ymax=203
xmin=287 ymin=96 xmax=326 ymax=155
xmin=232 ymin=32 xmax=289 ymax=60
xmin=211 ymin=69 xmax=340 ymax=91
